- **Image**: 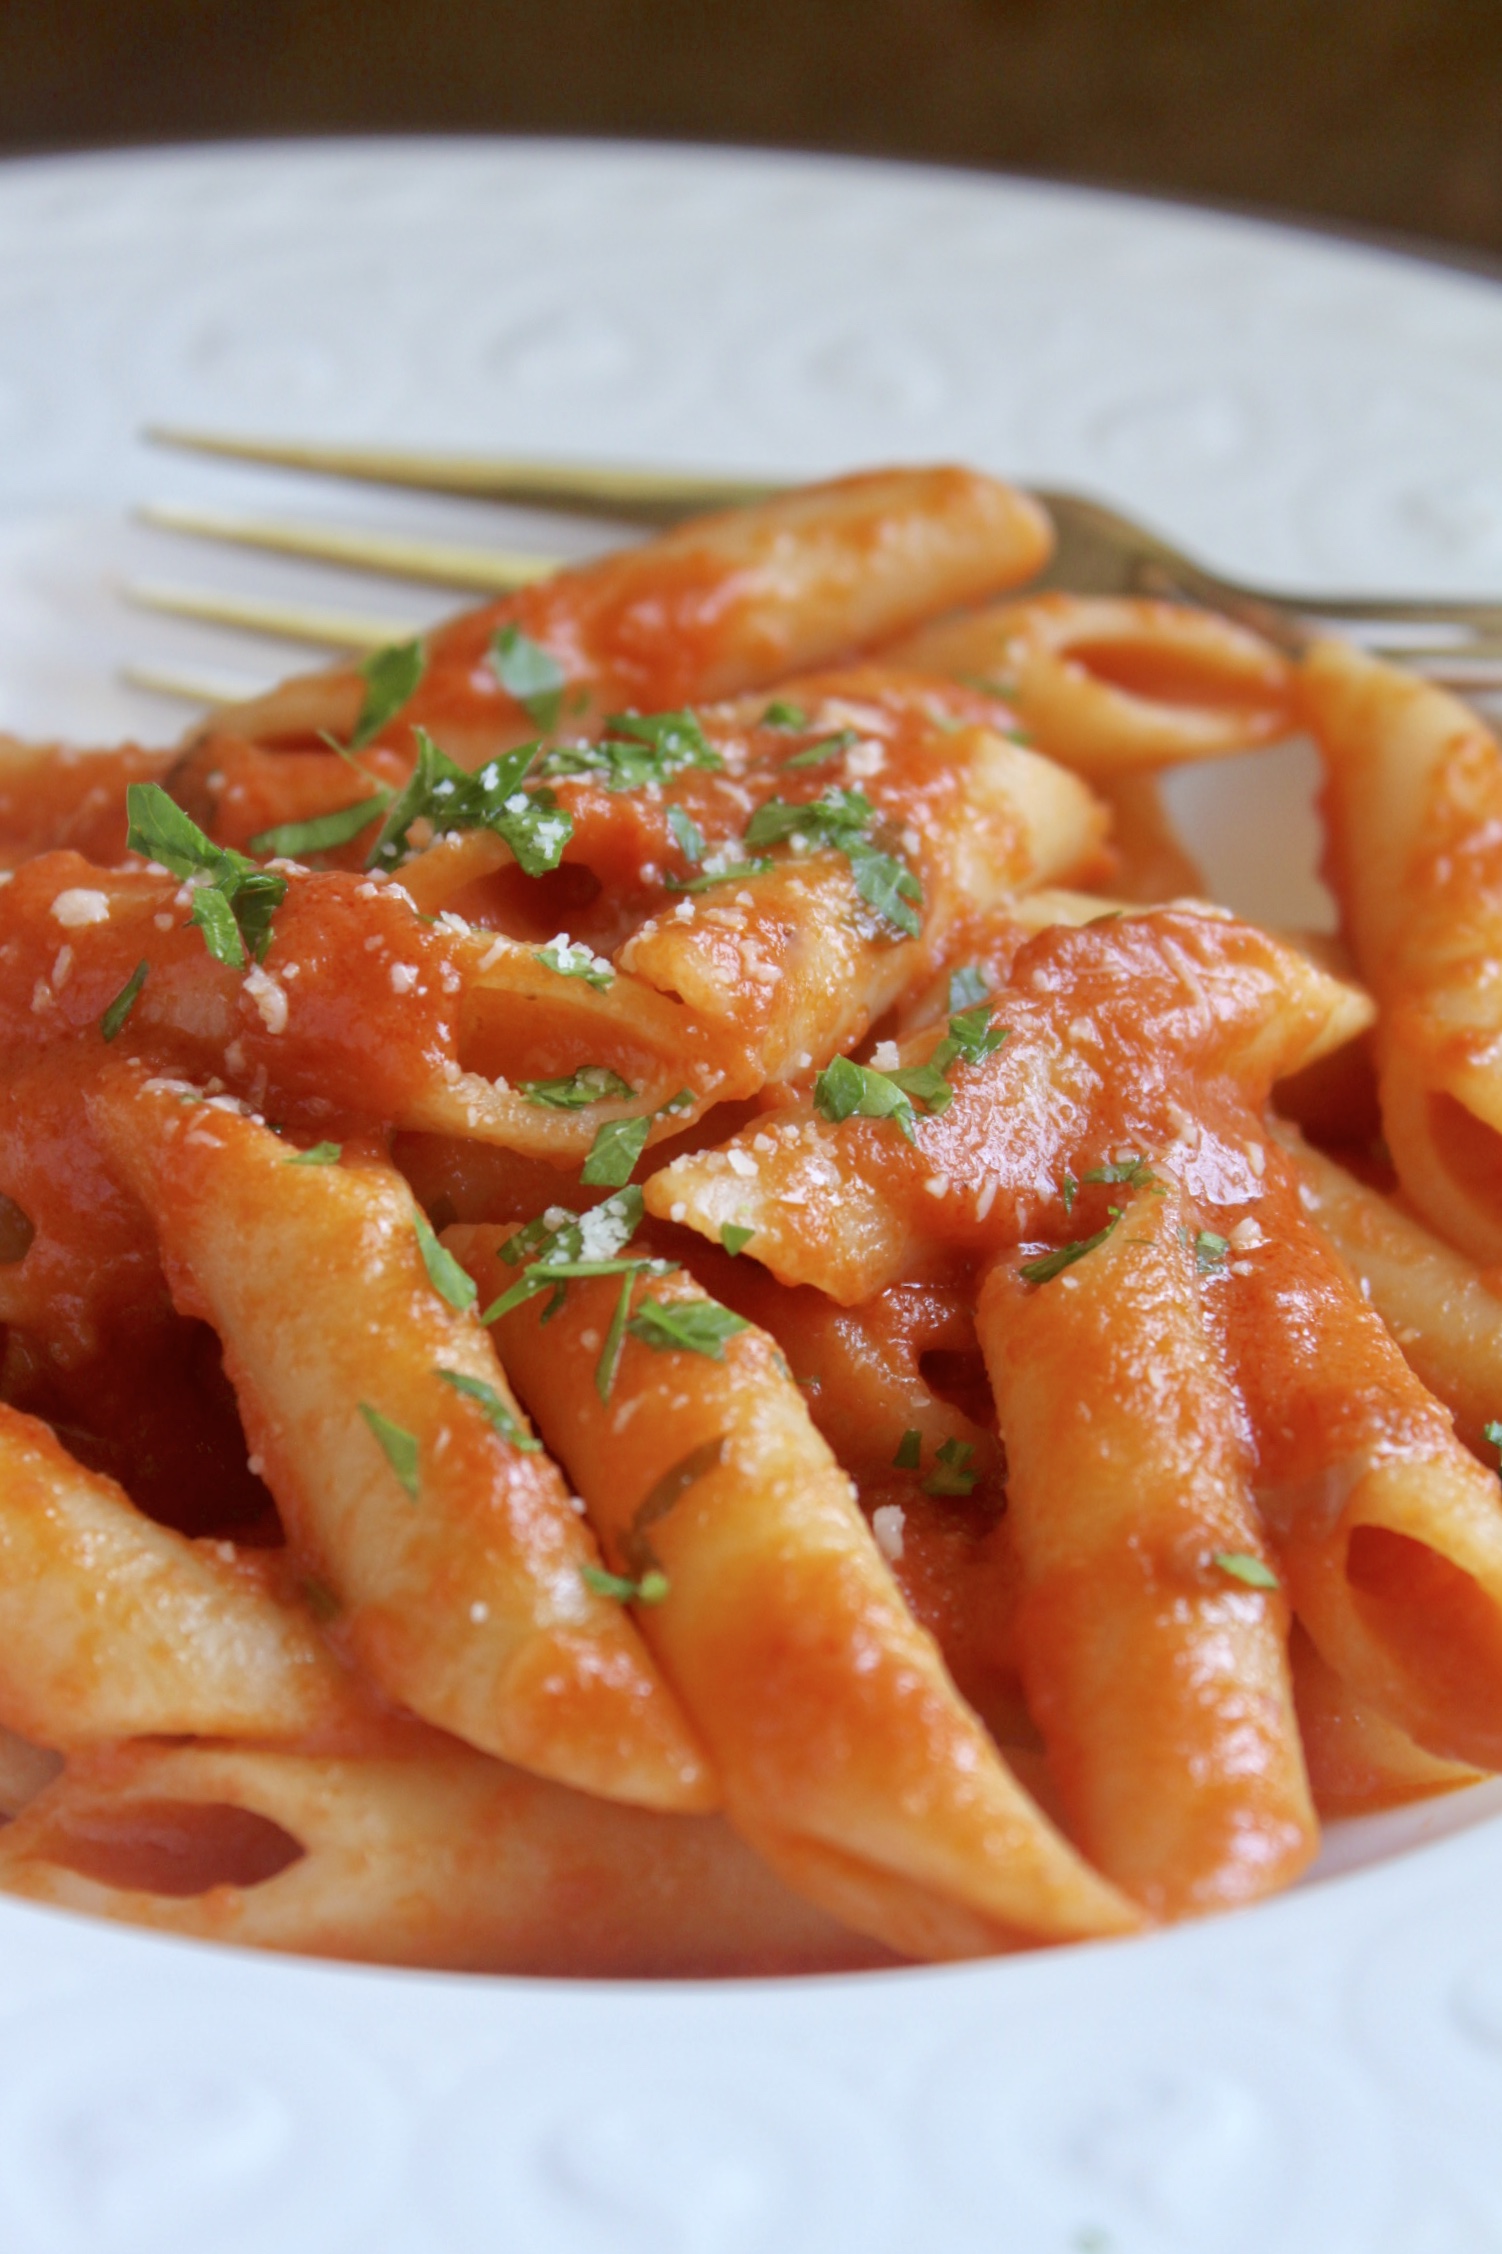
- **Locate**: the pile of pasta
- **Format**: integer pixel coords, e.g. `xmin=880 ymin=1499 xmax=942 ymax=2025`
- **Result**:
xmin=0 ymin=464 xmax=1501 ymax=1975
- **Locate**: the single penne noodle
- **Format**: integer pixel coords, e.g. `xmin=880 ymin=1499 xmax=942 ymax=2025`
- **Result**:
xmin=648 ymin=906 xmax=1374 ymax=1302
xmin=1302 ymin=638 xmax=1502 ymax=1260
xmin=978 ymin=1177 xmax=1315 ymax=1916
xmin=886 ymin=595 xmax=1294 ymax=774
xmin=0 ymin=1402 xmax=369 ymax=1746
xmin=188 ymin=466 xmax=1055 ymax=771
xmin=89 ymin=1068 xmax=715 ymax=1811
xmin=452 ymin=1224 xmax=1139 ymax=1960
xmin=1272 ymin=1119 xmax=1502 ymax=1456
xmin=1288 ymin=1623 xmax=1481 ymax=1818
xmin=0 ymin=1740 xmax=891 ymax=1977
xmin=1204 ymin=1139 xmax=1502 ymax=1769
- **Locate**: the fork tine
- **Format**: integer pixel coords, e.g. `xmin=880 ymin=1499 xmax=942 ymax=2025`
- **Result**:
xmin=122 ymin=658 xmax=278 ymax=706
xmin=138 ymin=503 xmax=562 ymax=593
xmin=145 ymin=427 xmax=782 ymax=524
xmin=122 ymin=580 xmax=421 ymax=652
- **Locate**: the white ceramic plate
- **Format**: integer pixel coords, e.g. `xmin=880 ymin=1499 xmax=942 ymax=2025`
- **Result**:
xmin=1 ymin=139 xmax=1502 ymax=2253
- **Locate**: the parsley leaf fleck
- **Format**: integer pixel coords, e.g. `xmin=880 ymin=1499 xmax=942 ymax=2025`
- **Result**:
xmin=413 ymin=1210 xmax=478 ymax=1312
xmin=582 ymin=1113 xmax=652 ymax=1187
xmin=1019 ymin=1210 xmax=1123 ymax=1286
xmin=367 ymin=728 xmax=572 ymax=878
xmin=1213 ymin=1550 xmax=1280 ymax=1590
xmin=628 ymin=1297 xmax=750 ymax=1361
xmin=359 ymin=1403 xmax=420 ymax=1498
xmin=537 ymin=936 xmax=614 ymax=989
xmin=582 ymin=1563 xmax=670 ymax=1605
xmin=351 ymin=639 xmax=425 ymax=752
xmin=813 ymin=1052 xmax=917 ymax=1143
xmin=490 ymin=624 xmax=566 ymax=732
xmin=542 ymin=708 xmax=723 ymax=793
xmin=286 ymin=1140 xmax=342 ymax=1166
xmin=436 ymin=1367 xmax=540 ymax=1451
xmin=519 ymin=1065 xmax=636 ymax=1111
xmin=783 ymin=729 xmax=861 ymax=771
xmin=1485 ymin=1418 xmax=1502 ymax=1461
xmin=666 ymin=804 xmax=705 ymax=864
xmin=125 ymin=783 xmax=286 ymax=969
xmin=719 ymin=1222 xmax=754 ymax=1257
xmin=1195 ymin=1229 xmax=1230 ymax=1272
xmin=948 ymin=964 xmax=989 ymax=1011
xmin=761 ymin=700 xmax=808 ymax=730
xmin=924 ymin=1436 xmax=978 ymax=1496
xmin=100 ymin=959 xmax=148 ymax=1042
xmin=247 ymin=794 xmax=389 ymax=859
xmin=893 ymin=1428 xmax=922 ymax=1470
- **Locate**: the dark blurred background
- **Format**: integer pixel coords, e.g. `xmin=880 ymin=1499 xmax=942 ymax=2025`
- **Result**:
xmin=3 ymin=0 xmax=1501 ymax=262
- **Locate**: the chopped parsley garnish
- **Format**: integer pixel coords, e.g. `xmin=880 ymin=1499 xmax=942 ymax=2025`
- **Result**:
xmin=1061 ymin=1172 xmax=1079 ymax=1216
xmin=489 ymin=624 xmax=566 ymax=732
xmin=924 ymin=1436 xmax=978 ymax=1496
xmin=662 ymin=854 xmax=772 ymax=894
xmin=1019 ymin=1210 xmax=1123 ymax=1287
xmin=1083 ymin=1155 xmax=1160 ymax=1191
xmin=359 ymin=1403 xmax=420 ymax=1498
xmin=594 ymin=1269 xmax=636 ymax=1400
xmin=247 ymin=794 xmax=389 ymax=859
xmin=761 ymin=700 xmax=809 ymax=730
xmin=100 ymin=959 xmax=148 ymax=1041
xmin=1213 ymin=1551 xmax=1280 ymax=1590
xmin=479 ymin=1188 xmax=667 ymax=1330
xmin=436 ymin=1367 xmax=540 ymax=1451
xmin=581 ymin=1114 xmax=652 ymax=1187
xmin=745 ymin=786 xmax=872 ymax=853
xmin=582 ymin=1563 xmax=670 ymax=1605
xmin=1485 ymin=1418 xmax=1502 ymax=1460
xmin=537 ymin=936 xmax=613 ymax=990
xmin=719 ymin=1223 xmax=754 ymax=1256
xmin=286 ymin=1140 xmax=342 ymax=1166
xmin=812 ymin=1007 xmax=1006 ymax=1142
xmin=948 ymin=964 xmax=989 ymax=1011
xmin=1195 ymin=1229 xmax=1230 ymax=1272
xmin=846 ymin=841 xmax=924 ymax=937
xmin=893 ymin=1428 xmax=922 ymax=1470
xmin=519 ymin=1065 xmax=636 ymax=1111
xmin=351 ymin=638 xmax=425 ymax=751
xmin=666 ymin=804 xmax=705 ymax=864
xmin=783 ymin=729 xmax=860 ymax=770
xmin=743 ymin=785 xmax=922 ymax=939
xmin=813 ymin=1052 xmax=918 ymax=1143
xmin=628 ymin=1296 xmax=750 ymax=1361
xmin=541 ymin=708 xmax=724 ymax=793
xmin=125 ymin=784 xmax=287 ymax=969
xmin=412 ymin=1210 xmax=478 ymax=1312
xmin=497 ymin=1186 xmax=643 ymax=1272
xmin=367 ymin=727 xmax=572 ymax=876
xmin=581 ymin=1087 xmax=696 ymax=1188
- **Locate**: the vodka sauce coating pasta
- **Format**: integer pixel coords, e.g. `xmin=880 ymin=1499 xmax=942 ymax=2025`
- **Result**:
xmin=0 ymin=464 xmax=1498 ymax=1975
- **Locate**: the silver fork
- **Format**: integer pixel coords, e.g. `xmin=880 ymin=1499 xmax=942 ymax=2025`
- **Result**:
xmin=125 ymin=427 xmax=1502 ymax=700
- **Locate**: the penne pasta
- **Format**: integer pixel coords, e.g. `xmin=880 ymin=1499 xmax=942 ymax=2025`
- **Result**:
xmin=1272 ymin=1119 xmax=1502 ymax=1457
xmin=0 ymin=1738 xmax=892 ymax=1976
xmin=89 ymin=1068 xmax=715 ymax=1811
xmin=1302 ymin=638 xmax=1502 ymax=1261
xmin=0 ymin=1401 xmax=369 ymax=1747
xmin=1203 ymin=1137 xmax=1502 ymax=1771
xmin=451 ymin=1222 xmax=1140 ymax=1958
xmin=1289 ymin=1623 xmax=1481 ymax=1818
xmin=887 ymin=595 xmax=1294 ymax=775
xmin=978 ymin=1177 xmax=1315 ymax=1915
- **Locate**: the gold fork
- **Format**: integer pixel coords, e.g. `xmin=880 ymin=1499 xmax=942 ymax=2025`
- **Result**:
xmin=125 ymin=426 xmax=1502 ymax=703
